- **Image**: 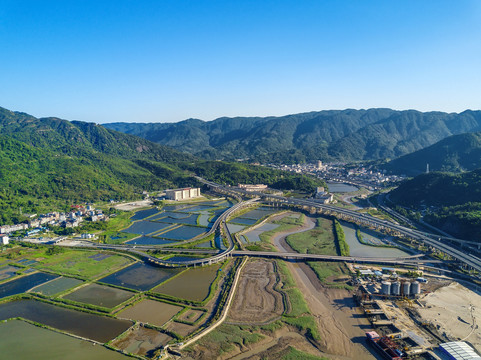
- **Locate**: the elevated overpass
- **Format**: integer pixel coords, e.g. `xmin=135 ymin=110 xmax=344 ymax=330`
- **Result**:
xmin=198 ymin=177 xmax=481 ymax=274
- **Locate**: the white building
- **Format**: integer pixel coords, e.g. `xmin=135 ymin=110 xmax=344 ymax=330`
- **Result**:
xmin=1 ymin=235 xmax=9 ymax=245
xmin=165 ymin=187 xmax=201 ymax=201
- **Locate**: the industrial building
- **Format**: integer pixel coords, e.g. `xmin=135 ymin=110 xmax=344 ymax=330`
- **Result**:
xmin=165 ymin=187 xmax=201 ymax=201
xmin=439 ymin=342 xmax=481 ymax=360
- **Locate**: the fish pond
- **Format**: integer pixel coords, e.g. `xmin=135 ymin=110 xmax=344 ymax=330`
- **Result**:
xmin=0 ymin=320 xmax=130 ymax=360
xmin=152 ymin=264 xmax=221 ymax=302
xmin=99 ymin=262 xmax=182 ymax=291
xmin=125 ymin=236 xmax=176 ymax=246
xmin=0 ymin=272 xmax=58 ymax=298
xmin=0 ymin=265 xmax=19 ymax=281
xmin=63 ymin=283 xmax=135 ymax=309
xmin=117 ymin=299 xmax=182 ymax=327
xmin=30 ymin=276 xmax=83 ymax=296
xmin=130 ymin=207 xmax=159 ymax=221
xmin=243 ymin=223 xmax=280 ymax=242
xmin=121 ymin=221 xmax=173 ymax=235
xmin=0 ymin=300 xmax=132 ymax=343
xmin=158 ymin=225 xmax=206 ymax=240
xmin=341 ymin=221 xmax=409 ymax=258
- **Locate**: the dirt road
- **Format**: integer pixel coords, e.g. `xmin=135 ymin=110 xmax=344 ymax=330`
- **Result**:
xmin=272 ymin=214 xmax=376 ymax=359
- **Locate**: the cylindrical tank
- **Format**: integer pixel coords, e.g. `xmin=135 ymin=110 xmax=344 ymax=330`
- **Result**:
xmin=391 ymin=281 xmax=401 ymax=296
xmin=411 ymin=281 xmax=421 ymax=296
xmin=381 ymin=281 xmax=391 ymax=295
xmin=402 ymin=281 xmax=410 ymax=296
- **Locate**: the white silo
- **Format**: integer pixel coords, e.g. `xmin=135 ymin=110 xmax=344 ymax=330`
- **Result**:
xmin=381 ymin=281 xmax=391 ymax=295
xmin=391 ymin=281 xmax=401 ymax=296
xmin=411 ymin=281 xmax=421 ymax=296
xmin=402 ymin=281 xmax=411 ymax=296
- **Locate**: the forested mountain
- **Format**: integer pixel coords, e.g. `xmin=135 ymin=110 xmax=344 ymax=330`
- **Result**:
xmin=0 ymin=106 xmax=324 ymax=224
xmin=389 ymin=170 xmax=481 ymax=241
xmin=384 ymin=132 xmax=481 ymax=175
xmin=105 ymin=109 xmax=481 ymax=163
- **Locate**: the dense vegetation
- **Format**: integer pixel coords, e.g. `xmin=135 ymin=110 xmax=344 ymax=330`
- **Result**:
xmin=0 ymin=106 xmax=323 ymax=225
xmin=390 ymin=169 xmax=481 ymax=241
xmin=384 ymin=132 xmax=481 ymax=175
xmin=105 ymin=109 xmax=481 ymax=163
xmin=182 ymin=161 xmax=325 ymax=192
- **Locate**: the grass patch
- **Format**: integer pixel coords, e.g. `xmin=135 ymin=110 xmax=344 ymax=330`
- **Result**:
xmin=285 ymin=217 xmax=336 ymax=256
xmin=284 ymin=288 xmax=310 ymax=317
xmin=34 ymin=249 xmax=133 ymax=280
xmin=195 ymin=324 xmax=264 ymax=355
xmin=282 ymin=315 xmax=320 ymax=341
xmin=282 ymin=346 xmax=328 ymax=360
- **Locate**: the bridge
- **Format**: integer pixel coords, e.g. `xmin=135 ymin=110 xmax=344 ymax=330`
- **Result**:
xmin=198 ymin=177 xmax=481 ymax=274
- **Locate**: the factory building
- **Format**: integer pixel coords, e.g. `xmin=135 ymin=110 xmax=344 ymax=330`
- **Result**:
xmin=165 ymin=187 xmax=201 ymax=201
xmin=439 ymin=341 xmax=481 ymax=360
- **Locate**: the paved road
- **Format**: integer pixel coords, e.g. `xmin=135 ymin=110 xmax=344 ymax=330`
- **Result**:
xmin=198 ymin=177 xmax=481 ymax=274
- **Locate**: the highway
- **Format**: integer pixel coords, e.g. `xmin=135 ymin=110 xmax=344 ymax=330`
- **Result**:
xmin=198 ymin=177 xmax=481 ymax=274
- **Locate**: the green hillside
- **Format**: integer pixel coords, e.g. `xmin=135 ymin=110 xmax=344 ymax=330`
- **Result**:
xmin=389 ymin=170 xmax=481 ymax=241
xmin=0 ymin=106 xmax=325 ymax=225
xmin=384 ymin=132 xmax=481 ymax=175
xmin=104 ymin=109 xmax=481 ymax=163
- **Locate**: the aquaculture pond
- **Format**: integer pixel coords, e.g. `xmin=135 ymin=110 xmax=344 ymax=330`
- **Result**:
xmin=125 ymin=236 xmax=176 ymax=246
xmin=340 ymin=221 xmax=409 ymax=258
xmin=99 ymin=262 xmax=182 ymax=291
xmin=0 ymin=272 xmax=58 ymax=298
xmin=153 ymin=213 xmax=200 ymax=226
xmin=229 ymin=217 xmax=258 ymax=226
xmin=240 ymin=207 xmax=278 ymax=220
xmin=152 ymin=264 xmax=221 ymax=302
xmin=130 ymin=207 xmax=159 ymax=221
xmin=121 ymin=221 xmax=173 ymax=235
xmin=31 ymin=276 xmax=83 ymax=296
xmin=244 ymin=223 xmax=280 ymax=242
xmin=63 ymin=283 xmax=134 ymax=308
xmin=117 ymin=299 xmax=182 ymax=327
xmin=0 ymin=300 xmax=132 ymax=343
xmin=226 ymin=223 xmax=245 ymax=234
xmin=159 ymin=225 xmax=206 ymax=240
xmin=0 ymin=320 xmax=130 ymax=360
xmin=0 ymin=265 xmax=19 ymax=281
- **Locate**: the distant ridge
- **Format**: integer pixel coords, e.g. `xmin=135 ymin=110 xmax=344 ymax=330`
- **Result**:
xmin=384 ymin=132 xmax=481 ymax=175
xmin=104 ymin=109 xmax=481 ymax=163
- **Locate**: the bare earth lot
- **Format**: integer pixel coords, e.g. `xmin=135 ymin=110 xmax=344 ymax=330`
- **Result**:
xmin=417 ymin=281 xmax=481 ymax=352
xmin=228 ymin=259 xmax=284 ymax=324
xmin=112 ymin=326 xmax=172 ymax=357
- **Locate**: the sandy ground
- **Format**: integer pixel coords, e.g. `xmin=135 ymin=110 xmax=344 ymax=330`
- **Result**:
xmin=417 ymin=282 xmax=481 ymax=352
xmin=114 ymin=199 xmax=153 ymax=211
xmin=228 ymin=259 xmax=284 ymax=324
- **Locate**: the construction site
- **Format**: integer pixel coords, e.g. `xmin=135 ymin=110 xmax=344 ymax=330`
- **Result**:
xmin=351 ymin=264 xmax=481 ymax=360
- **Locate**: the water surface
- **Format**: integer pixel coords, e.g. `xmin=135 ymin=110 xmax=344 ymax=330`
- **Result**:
xmin=0 ymin=272 xmax=58 ymax=298
xmin=341 ymin=221 xmax=408 ymax=258
xmin=0 ymin=300 xmax=132 ymax=342
xmin=99 ymin=263 xmax=181 ymax=291
xmin=327 ymin=182 xmax=359 ymax=193
xmin=0 ymin=320 xmax=129 ymax=359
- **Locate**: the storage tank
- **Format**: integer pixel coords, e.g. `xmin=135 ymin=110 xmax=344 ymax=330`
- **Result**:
xmin=402 ymin=281 xmax=410 ymax=296
xmin=411 ymin=281 xmax=421 ymax=296
xmin=391 ymin=281 xmax=401 ymax=296
xmin=381 ymin=281 xmax=391 ymax=295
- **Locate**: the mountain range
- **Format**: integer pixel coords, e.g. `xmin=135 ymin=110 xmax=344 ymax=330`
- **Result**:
xmin=384 ymin=132 xmax=481 ymax=175
xmin=104 ymin=109 xmax=481 ymax=163
xmin=0 ymin=106 xmax=323 ymax=224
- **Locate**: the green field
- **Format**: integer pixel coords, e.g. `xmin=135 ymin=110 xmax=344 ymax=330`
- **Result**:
xmin=285 ymin=217 xmax=336 ymax=256
xmin=34 ymin=249 xmax=134 ymax=280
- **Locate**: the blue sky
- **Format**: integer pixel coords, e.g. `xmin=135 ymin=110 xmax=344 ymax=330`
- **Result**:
xmin=0 ymin=0 xmax=480 ymax=123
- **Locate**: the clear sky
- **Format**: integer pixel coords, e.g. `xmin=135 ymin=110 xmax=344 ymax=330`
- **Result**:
xmin=0 ymin=0 xmax=480 ymax=123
